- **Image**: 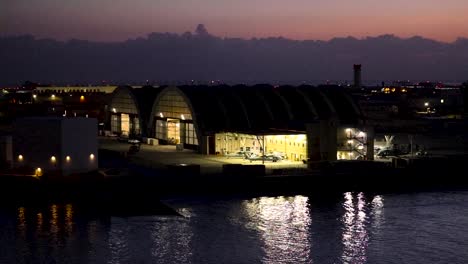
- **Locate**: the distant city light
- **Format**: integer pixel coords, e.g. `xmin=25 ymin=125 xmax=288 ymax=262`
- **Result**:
xmin=440 ymin=99 xmax=444 ymax=104
xmin=424 ymin=102 xmax=429 ymax=107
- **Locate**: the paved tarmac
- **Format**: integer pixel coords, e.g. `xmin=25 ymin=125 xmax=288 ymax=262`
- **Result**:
xmin=99 ymin=137 xmax=307 ymax=175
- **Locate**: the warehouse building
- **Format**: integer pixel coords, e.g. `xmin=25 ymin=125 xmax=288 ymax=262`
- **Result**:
xmin=146 ymin=84 xmax=370 ymax=161
xmin=108 ymin=85 xmax=161 ymax=137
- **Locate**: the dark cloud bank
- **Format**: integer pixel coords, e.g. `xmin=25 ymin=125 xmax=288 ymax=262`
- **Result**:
xmin=1 ymin=25 xmax=467 ymax=85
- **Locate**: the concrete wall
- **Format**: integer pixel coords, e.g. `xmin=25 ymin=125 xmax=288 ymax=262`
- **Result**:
xmin=13 ymin=118 xmax=62 ymax=172
xmin=0 ymin=136 xmax=13 ymax=168
xmin=61 ymin=118 xmax=98 ymax=175
xmin=13 ymin=117 xmax=98 ymax=176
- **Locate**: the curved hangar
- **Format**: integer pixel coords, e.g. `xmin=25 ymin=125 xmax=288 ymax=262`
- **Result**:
xmin=109 ymin=85 xmax=161 ymax=137
xmin=149 ymin=84 xmax=362 ymax=161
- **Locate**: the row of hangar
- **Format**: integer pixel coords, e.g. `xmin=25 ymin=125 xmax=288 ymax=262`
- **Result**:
xmin=108 ymin=84 xmax=371 ymax=161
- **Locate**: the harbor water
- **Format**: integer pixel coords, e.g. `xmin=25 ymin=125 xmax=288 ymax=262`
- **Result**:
xmin=1 ymin=190 xmax=468 ymax=263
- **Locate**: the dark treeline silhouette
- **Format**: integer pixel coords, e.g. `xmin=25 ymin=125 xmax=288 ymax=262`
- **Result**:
xmin=1 ymin=25 xmax=467 ymax=85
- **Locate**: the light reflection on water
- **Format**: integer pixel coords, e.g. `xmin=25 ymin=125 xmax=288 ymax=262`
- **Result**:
xmin=341 ymin=192 xmax=371 ymax=264
xmin=17 ymin=207 xmax=26 ymax=237
xmin=65 ymin=204 xmax=73 ymax=234
xmin=2 ymin=191 xmax=468 ymax=264
xmin=242 ymin=196 xmax=312 ymax=263
xmin=150 ymin=216 xmax=193 ymax=264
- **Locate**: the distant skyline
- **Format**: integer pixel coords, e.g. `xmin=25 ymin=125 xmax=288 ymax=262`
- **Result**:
xmin=2 ymin=0 xmax=468 ymax=42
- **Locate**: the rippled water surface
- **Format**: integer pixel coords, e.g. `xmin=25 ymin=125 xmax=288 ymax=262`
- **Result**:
xmin=1 ymin=191 xmax=468 ymax=264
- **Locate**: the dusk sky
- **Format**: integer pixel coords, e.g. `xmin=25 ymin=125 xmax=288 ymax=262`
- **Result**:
xmin=2 ymin=0 xmax=468 ymax=42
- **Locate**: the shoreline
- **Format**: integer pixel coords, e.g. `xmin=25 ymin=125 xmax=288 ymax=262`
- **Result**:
xmin=1 ymin=155 xmax=467 ymax=199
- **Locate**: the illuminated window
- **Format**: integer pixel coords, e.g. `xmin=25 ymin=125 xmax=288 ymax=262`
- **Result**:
xmin=184 ymin=123 xmax=198 ymax=145
xmin=155 ymin=120 xmax=167 ymax=140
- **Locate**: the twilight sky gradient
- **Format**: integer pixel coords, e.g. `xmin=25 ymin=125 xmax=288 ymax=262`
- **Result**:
xmin=2 ymin=0 xmax=468 ymax=42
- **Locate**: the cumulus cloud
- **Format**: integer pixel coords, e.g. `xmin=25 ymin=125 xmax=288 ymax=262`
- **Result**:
xmin=0 ymin=29 xmax=467 ymax=85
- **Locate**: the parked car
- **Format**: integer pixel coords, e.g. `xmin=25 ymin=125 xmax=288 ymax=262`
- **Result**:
xmin=376 ymin=148 xmax=404 ymax=158
xmin=225 ymin=151 xmax=250 ymax=159
xmin=128 ymin=144 xmax=140 ymax=154
xmin=128 ymin=139 xmax=140 ymax=144
xmin=247 ymin=154 xmax=280 ymax=162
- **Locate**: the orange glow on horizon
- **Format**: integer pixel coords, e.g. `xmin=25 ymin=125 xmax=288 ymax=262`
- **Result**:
xmin=4 ymin=0 xmax=467 ymax=43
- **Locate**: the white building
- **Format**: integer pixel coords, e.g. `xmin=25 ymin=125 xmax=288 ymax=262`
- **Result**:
xmin=13 ymin=117 xmax=98 ymax=176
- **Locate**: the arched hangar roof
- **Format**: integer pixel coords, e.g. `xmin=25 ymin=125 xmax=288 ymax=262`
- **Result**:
xmin=157 ymin=84 xmax=362 ymax=134
xmin=110 ymin=85 xmax=162 ymax=135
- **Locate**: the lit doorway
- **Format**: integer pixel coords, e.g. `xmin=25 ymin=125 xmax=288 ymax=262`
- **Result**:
xmin=121 ymin=113 xmax=130 ymax=137
xmin=167 ymin=118 xmax=180 ymax=144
